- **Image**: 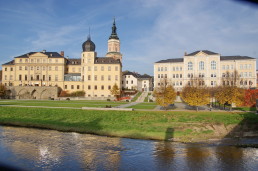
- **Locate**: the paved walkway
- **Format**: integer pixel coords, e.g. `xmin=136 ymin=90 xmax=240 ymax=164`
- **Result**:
xmin=115 ymin=102 xmax=139 ymax=108
xmin=136 ymin=92 xmax=148 ymax=102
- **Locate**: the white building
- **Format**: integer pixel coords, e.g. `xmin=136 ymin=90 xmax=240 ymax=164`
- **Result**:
xmin=122 ymin=71 xmax=153 ymax=92
xmin=154 ymin=50 xmax=256 ymax=91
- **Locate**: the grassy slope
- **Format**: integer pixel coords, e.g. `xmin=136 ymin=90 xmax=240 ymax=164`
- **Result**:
xmin=0 ymin=100 xmax=127 ymax=108
xmin=0 ymin=106 xmax=257 ymax=141
xmin=128 ymin=102 xmax=157 ymax=109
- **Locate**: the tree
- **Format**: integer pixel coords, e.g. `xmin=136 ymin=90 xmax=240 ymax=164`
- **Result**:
xmin=181 ymin=77 xmax=209 ymax=111
xmin=0 ymin=84 xmax=6 ymax=98
xmin=110 ymin=83 xmax=121 ymax=100
xmin=216 ymin=70 xmax=245 ymax=111
xmin=154 ymin=79 xmax=176 ymax=109
xmin=215 ymin=86 xmax=244 ymax=111
xmin=243 ymin=89 xmax=258 ymax=107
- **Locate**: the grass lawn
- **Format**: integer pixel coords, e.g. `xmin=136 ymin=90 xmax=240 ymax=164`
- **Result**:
xmin=0 ymin=100 xmax=128 ymax=108
xmin=0 ymin=106 xmax=257 ymax=141
xmin=129 ymin=102 xmax=157 ymax=109
xmin=234 ymin=106 xmax=256 ymax=111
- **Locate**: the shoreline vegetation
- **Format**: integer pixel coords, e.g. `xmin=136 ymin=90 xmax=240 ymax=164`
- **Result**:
xmin=0 ymin=105 xmax=258 ymax=142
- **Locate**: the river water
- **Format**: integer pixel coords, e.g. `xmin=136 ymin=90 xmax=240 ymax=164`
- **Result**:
xmin=0 ymin=126 xmax=257 ymax=171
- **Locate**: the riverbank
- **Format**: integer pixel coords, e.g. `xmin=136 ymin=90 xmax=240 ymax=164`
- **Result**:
xmin=0 ymin=106 xmax=258 ymax=142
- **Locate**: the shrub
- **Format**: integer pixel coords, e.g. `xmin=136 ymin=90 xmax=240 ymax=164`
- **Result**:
xmin=107 ymin=99 xmax=111 ymax=101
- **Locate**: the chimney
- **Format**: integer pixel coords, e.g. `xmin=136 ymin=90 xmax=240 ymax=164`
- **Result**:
xmin=184 ymin=51 xmax=187 ymax=55
xmin=60 ymin=51 xmax=64 ymax=57
xmin=42 ymin=50 xmax=46 ymax=53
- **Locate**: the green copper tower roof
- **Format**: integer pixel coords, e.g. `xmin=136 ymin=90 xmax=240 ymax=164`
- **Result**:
xmin=109 ymin=18 xmax=119 ymax=40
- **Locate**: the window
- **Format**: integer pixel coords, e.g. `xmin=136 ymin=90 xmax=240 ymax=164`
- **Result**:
xmin=131 ymin=80 xmax=133 ymax=84
xmin=65 ymin=85 xmax=67 ymax=89
xmin=49 ymin=75 xmax=51 ymax=81
xmin=176 ymin=74 xmax=178 ymax=78
xmin=43 ymin=59 xmax=46 ymax=63
xmin=101 ymin=85 xmax=104 ymax=90
xmin=249 ymin=64 xmax=252 ymax=69
xmin=180 ymin=74 xmax=182 ymax=78
xmin=165 ymin=74 xmax=167 ymax=78
xmin=199 ymin=61 xmax=204 ymax=70
xmin=108 ymin=66 xmax=111 ymax=71
xmin=94 ymin=66 xmax=97 ymax=71
xmin=55 ymin=59 xmax=58 ymax=63
xmin=115 ymin=66 xmax=118 ymax=71
xmin=211 ymin=81 xmax=213 ymax=86
xmin=94 ymin=75 xmax=97 ymax=81
xmin=88 ymin=66 xmax=91 ymax=71
xmin=36 ymin=75 xmax=40 ymax=80
xmin=19 ymin=66 xmax=22 ymax=70
xmin=226 ymin=65 xmax=229 ymax=70
xmin=49 ymin=66 xmax=52 ymax=71
xmin=165 ymin=67 xmax=167 ymax=71
xmin=101 ymin=66 xmax=104 ymax=71
xmin=173 ymin=67 xmax=175 ymax=71
xmin=88 ymin=75 xmax=91 ymax=80
xmin=43 ymin=75 xmax=45 ymax=81
xmin=71 ymin=85 xmax=74 ymax=89
xmin=4 ymin=75 xmax=7 ymax=80
xmin=108 ymin=75 xmax=111 ymax=81
xmin=108 ymin=85 xmax=111 ymax=90
xmin=37 ymin=59 xmax=40 ymax=63
xmin=31 ymin=75 xmax=33 ymax=81
xmin=161 ymin=67 xmax=163 ymax=71
xmin=240 ymin=64 xmax=243 ymax=69
xmin=25 ymin=59 xmax=28 ymax=62
xmin=101 ymin=75 xmax=104 ymax=81
xmin=211 ymin=61 xmax=216 ymax=70
xmin=77 ymin=85 xmax=80 ymax=89
xmin=180 ymin=67 xmax=182 ymax=71
xmin=88 ymin=85 xmax=91 ymax=90
xmin=158 ymin=67 xmax=160 ymax=71
xmin=43 ymin=66 xmax=45 ymax=71
xmin=10 ymin=75 xmax=13 ymax=80
xmin=249 ymin=72 xmax=252 ymax=77
xmin=4 ymin=68 xmax=7 ymax=71
xmin=188 ymin=62 xmax=193 ymax=70
xmin=10 ymin=67 xmax=13 ymax=71
xmin=37 ymin=66 xmax=40 ymax=70
xmin=55 ymin=75 xmax=58 ymax=81
xmin=19 ymin=75 xmax=22 ymax=81
xmin=176 ymin=67 xmax=179 ymax=71
xmin=95 ymin=85 xmax=97 ymax=90
xmin=55 ymin=66 xmax=58 ymax=71
xmin=158 ymin=74 xmax=160 ymax=78
xmin=31 ymin=59 xmax=34 ymax=63
xmin=115 ymin=75 xmax=118 ymax=81
xmin=19 ymin=59 xmax=22 ymax=63
xmin=25 ymin=66 xmax=27 ymax=70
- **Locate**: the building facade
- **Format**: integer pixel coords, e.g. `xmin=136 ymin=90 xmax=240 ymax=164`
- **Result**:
xmin=2 ymin=20 xmax=122 ymax=99
xmin=154 ymin=50 xmax=256 ymax=91
xmin=122 ymin=71 xmax=153 ymax=92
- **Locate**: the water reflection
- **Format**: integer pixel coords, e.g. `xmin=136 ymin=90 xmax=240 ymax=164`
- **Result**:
xmin=0 ymin=126 xmax=258 ymax=171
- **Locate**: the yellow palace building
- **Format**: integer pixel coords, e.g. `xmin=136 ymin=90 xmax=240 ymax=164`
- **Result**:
xmin=1 ymin=20 xmax=122 ymax=99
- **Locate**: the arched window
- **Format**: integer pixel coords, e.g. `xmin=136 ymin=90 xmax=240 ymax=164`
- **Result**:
xmin=188 ymin=62 xmax=193 ymax=70
xmin=199 ymin=61 xmax=204 ymax=70
xmin=211 ymin=61 xmax=216 ymax=70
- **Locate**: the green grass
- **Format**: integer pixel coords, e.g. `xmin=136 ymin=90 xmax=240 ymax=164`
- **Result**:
xmin=129 ymin=102 xmax=157 ymax=109
xmin=131 ymin=92 xmax=142 ymax=102
xmin=0 ymin=100 xmax=127 ymax=108
xmin=0 ymin=106 xmax=257 ymax=141
xmin=234 ymin=106 xmax=256 ymax=111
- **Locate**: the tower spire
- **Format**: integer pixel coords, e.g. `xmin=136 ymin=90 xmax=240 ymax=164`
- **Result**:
xmin=109 ymin=18 xmax=119 ymax=40
xmin=87 ymin=27 xmax=91 ymax=40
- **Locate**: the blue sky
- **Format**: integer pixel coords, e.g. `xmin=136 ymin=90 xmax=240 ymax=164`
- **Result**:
xmin=0 ymin=0 xmax=258 ymax=75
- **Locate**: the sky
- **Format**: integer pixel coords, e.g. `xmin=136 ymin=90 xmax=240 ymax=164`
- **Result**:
xmin=0 ymin=0 xmax=258 ymax=75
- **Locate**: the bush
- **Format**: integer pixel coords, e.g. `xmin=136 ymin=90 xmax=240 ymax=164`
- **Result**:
xmin=66 ymin=98 xmax=70 ymax=101
xmin=107 ymin=99 xmax=111 ymax=101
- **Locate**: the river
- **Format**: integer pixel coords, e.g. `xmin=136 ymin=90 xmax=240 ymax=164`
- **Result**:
xmin=0 ymin=126 xmax=257 ymax=171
